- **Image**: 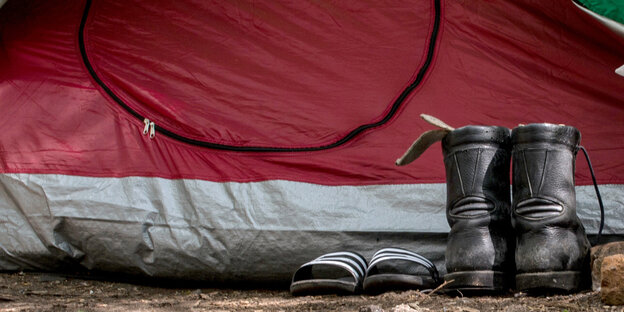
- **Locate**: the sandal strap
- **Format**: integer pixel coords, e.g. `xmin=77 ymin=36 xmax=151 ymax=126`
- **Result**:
xmin=317 ymin=251 xmax=367 ymax=274
xmin=372 ymin=247 xmax=435 ymax=267
xmin=292 ymin=251 xmax=367 ymax=284
xmin=367 ymin=247 xmax=440 ymax=282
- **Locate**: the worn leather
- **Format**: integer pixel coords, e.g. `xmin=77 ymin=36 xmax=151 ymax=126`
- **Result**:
xmin=396 ymin=129 xmax=450 ymax=166
xmin=442 ymin=126 xmax=514 ymax=276
xmin=511 ymin=124 xmax=590 ymax=274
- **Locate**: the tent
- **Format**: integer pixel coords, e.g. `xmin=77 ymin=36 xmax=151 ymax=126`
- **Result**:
xmin=0 ymin=0 xmax=623 ymax=284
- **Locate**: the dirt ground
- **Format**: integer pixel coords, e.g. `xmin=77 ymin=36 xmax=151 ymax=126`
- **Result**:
xmin=0 ymin=272 xmax=622 ymax=312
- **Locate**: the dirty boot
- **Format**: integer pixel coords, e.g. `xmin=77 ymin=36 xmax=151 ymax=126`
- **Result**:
xmin=511 ymin=123 xmax=590 ymax=293
xmin=442 ymin=126 xmax=514 ymax=293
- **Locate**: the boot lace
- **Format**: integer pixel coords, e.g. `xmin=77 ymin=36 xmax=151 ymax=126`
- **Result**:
xmin=579 ymin=146 xmax=605 ymax=242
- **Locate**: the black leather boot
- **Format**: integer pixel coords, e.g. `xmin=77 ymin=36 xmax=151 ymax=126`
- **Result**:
xmin=511 ymin=123 xmax=590 ymax=293
xmin=442 ymin=126 xmax=514 ymax=293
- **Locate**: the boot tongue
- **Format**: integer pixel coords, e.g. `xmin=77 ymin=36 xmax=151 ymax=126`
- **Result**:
xmin=395 ymin=114 xmax=454 ymax=166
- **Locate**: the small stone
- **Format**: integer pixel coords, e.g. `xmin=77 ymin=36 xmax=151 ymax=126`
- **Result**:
xmin=391 ymin=304 xmax=417 ymax=312
xmin=600 ymin=254 xmax=624 ymax=305
xmin=408 ymin=303 xmax=430 ymax=312
xmin=591 ymin=241 xmax=624 ymax=291
xmin=190 ymin=289 xmax=204 ymax=299
xmin=359 ymin=304 xmax=384 ymax=312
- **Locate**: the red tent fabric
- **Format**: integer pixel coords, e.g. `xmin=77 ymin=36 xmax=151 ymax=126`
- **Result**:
xmin=2 ymin=0 xmax=623 ymax=185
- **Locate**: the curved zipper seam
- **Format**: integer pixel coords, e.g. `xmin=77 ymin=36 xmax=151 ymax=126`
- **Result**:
xmin=79 ymin=0 xmax=442 ymax=152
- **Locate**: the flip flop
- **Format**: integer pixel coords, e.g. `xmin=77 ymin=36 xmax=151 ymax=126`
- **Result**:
xmin=363 ymin=247 xmax=441 ymax=294
xmin=290 ymin=251 xmax=367 ymax=296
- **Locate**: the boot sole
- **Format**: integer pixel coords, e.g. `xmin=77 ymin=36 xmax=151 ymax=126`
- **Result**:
xmin=516 ymin=271 xmax=581 ymax=293
xmin=443 ymin=271 xmax=507 ymax=294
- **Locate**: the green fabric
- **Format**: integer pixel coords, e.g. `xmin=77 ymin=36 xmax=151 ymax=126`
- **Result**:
xmin=577 ymin=0 xmax=624 ymax=24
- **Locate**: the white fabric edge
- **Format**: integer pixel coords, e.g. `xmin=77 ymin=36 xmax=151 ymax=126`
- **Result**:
xmin=572 ymin=0 xmax=624 ymax=38
xmin=616 ymin=64 xmax=624 ymax=77
xmin=571 ymin=0 xmax=624 ymax=77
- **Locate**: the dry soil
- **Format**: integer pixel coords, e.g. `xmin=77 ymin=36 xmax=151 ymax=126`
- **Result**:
xmin=0 ymin=272 xmax=622 ymax=311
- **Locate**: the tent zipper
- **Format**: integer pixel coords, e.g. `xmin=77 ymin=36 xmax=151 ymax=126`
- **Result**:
xmin=143 ymin=118 xmax=155 ymax=139
xmin=79 ymin=0 xmax=441 ymax=152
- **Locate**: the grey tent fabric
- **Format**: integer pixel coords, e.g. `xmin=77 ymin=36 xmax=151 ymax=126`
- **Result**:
xmin=0 ymin=173 xmax=619 ymax=283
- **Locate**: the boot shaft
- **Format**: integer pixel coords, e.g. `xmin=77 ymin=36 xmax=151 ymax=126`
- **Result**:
xmin=511 ymin=124 xmax=581 ymax=222
xmin=442 ymin=126 xmax=511 ymax=223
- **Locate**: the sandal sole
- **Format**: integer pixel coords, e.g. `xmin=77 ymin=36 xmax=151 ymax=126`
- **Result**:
xmin=290 ymin=279 xmax=358 ymax=296
xmin=363 ymin=274 xmax=434 ymax=294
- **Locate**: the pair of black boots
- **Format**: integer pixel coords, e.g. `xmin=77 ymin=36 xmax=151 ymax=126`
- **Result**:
xmin=399 ymin=120 xmax=591 ymax=294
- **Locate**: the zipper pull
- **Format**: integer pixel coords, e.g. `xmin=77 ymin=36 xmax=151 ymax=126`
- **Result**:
xmin=143 ymin=118 xmax=155 ymax=139
xmin=143 ymin=118 xmax=150 ymax=135
xmin=149 ymin=121 xmax=155 ymax=139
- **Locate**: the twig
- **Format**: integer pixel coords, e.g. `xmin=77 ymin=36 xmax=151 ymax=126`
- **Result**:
xmin=427 ymin=279 xmax=453 ymax=296
xmin=416 ymin=280 xmax=454 ymax=304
